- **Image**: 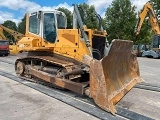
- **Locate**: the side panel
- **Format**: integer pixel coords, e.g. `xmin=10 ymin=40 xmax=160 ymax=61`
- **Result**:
xmin=54 ymin=29 xmax=91 ymax=62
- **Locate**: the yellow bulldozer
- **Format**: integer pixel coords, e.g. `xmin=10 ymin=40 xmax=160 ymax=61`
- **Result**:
xmin=15 ymin=4 xmax=142 ymax=114
xmin=0 ymin=25 xmax=24 ymax=55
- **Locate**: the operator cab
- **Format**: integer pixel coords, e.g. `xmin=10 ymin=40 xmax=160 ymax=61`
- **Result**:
xmin=28 ymin=11 xmax=67 ymax=43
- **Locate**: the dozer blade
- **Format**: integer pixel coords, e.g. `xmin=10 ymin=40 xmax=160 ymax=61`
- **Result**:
xmin=83 ymin=39 xmax=143 ymax=114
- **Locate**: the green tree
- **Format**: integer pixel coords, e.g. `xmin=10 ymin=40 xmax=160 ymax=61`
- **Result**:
xmin=2 ymin=20 xmax=17 ymax=42
xmin=105 ymin=0 xmax=137 ymax=42
xmin=18 ymin=15 xmax=26 ymax=34
xmin=2 ymin=20 xmax=17 ymax=31
xmin=57 ymin=7 xmax=72 ymax=29
xmin=79 ymin=3 xmax=98 ymax=29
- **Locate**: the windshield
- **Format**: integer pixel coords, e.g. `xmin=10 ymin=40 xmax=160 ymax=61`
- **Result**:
xmin=0 ymin=41 xmax=9 ymax=46
xmin=56 ymin=13 xmax=66 ymax=29
xmin=43 ymin=13 xmax=57 ymax=43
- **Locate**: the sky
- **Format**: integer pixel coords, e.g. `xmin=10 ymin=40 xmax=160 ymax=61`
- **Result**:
xmin=0 ymin=0 xmax=149 ymax=24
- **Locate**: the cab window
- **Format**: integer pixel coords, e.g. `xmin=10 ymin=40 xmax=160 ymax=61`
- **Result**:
xmin=43 ymin=13 xmax=56 ymax=43
xmin=56 ymin=13 xmax=66 ymax=29
xmin=0 ymin=41 xmax=9 ymax=46
xmin=29 ymin=14 xmax=40 ymax=34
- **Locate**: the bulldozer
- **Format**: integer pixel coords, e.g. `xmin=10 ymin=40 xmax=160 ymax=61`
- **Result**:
xmin=15 ymin=4 xmax=142 ymax=114
xmin=0 ymin=25 xmax=24 ymax=55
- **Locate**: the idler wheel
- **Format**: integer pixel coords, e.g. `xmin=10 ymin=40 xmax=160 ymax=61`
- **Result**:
xmin=16 ymin=61 xmax=25 ymax=76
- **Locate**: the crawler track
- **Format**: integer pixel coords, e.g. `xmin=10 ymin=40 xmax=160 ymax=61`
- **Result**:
xmin=0 ymin=60 xmax=153 ymax=120
xmin=1 ymin=59 xmax=159 ymax=93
